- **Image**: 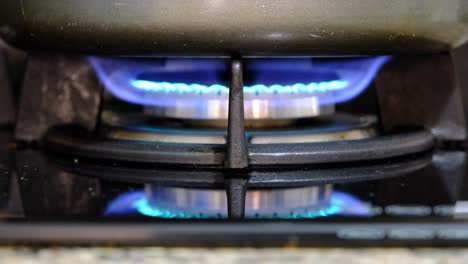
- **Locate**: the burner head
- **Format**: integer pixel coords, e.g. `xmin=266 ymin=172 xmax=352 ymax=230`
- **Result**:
xmin=90 ymin=57 xmax=389 ymax=120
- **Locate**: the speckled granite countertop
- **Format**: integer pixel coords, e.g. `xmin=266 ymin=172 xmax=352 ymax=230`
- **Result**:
xmin=1 ymin=248 xmax=468 ymax=264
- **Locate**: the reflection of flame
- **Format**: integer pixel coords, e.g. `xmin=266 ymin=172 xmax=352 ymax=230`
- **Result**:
xmin=104 ymin=189 xmax=371 ymax=219
xmin=89 ymin=56 xmax=390 ymax=107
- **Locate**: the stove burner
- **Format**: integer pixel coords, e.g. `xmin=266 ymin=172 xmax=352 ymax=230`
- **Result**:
xmin=45 ymin=125 xmax=433 ymax=167
xmin=105 ymin=185 xmax=371 ymax=219
xmin=101 ymin=112 xmax=376 ymax=145
xmin=89 ymin=56 xmax=389 ymax=120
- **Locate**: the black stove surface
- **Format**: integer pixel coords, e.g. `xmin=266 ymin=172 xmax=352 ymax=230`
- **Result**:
xmin=1 ymin=126 xmax=468 ymax=247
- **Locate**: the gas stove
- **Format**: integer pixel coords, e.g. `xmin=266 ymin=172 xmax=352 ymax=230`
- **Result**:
xmin=1 ymin=0 xmax=468 ymax=247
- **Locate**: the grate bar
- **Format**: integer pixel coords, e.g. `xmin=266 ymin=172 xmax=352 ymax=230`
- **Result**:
xmin=224 ymin=58 xmax=249 ymax=169
xmin=224 ymin=58 xmax=249 ymax=219
xmin=225 ymin=178 xmax=248 ymax=219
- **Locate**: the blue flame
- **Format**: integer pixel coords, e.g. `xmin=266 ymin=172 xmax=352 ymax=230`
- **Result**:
xmin=131 ymin=80 xmax=349 ymax=95
xmin=133 ymin=198 xmax=205 ymax=219
xmin=104 ymin=190 xmax=371 ymax=219
xmin=89 ymin=56 xmax=390 ymax=107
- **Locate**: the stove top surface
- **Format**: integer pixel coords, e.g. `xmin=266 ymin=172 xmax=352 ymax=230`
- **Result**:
xmin=1 ymin=127 xmax=468 ymax=247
